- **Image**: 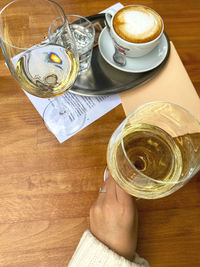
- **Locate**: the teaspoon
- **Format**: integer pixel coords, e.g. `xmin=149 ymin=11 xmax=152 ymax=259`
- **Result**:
xmin=113 ymin=46 xmax=126 ymax=66
xmin=105 ymin=20 xmax=126 ymax=66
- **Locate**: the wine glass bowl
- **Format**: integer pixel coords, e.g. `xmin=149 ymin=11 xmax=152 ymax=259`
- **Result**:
xmin=107 ymin=102 xmax=200 ymax=199
xmin=0 ymin=0 xmax=78 ymax=98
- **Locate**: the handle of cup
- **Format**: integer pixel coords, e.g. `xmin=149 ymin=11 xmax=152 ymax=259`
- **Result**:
xmin=105 ymin=9 xmax=116 ymax=29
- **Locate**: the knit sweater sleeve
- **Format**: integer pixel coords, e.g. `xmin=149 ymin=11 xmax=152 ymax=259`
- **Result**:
xmin=68 ymin=230 xmax=150 ymax=267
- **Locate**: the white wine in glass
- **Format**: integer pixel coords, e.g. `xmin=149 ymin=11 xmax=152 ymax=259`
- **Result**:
xmin=107 ymin=102 xmax=200 ymax=199
xmin=15 ymin=45 xmax=78 ymax=98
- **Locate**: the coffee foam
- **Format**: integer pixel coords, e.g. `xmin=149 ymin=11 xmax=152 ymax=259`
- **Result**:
xmin=113 ymin=6 xmax=163 ymax=43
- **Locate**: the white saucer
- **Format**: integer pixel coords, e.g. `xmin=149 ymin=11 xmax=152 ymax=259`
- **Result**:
xmin=98 ymin=27 xmax=169 ymax=73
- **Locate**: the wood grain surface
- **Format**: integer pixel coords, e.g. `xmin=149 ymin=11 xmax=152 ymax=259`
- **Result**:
xmin=0 ymin=0 xmax=200 ymax=266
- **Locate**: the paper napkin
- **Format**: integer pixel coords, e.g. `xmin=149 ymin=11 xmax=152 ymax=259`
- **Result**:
xmin=120 ymin=42 xmax=200 ymax=121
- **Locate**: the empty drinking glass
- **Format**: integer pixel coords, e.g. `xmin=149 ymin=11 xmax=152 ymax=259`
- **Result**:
xmin=67 ymin=15 xmax=95 ymax=74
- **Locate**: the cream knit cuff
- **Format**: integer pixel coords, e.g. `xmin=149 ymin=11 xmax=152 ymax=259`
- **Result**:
xmin=68 ymin=230 xmax=150 ymax=267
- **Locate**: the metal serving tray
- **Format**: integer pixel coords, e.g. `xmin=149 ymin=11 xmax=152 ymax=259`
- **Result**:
xmin=70 ymin=14 xmax=170 ymax=96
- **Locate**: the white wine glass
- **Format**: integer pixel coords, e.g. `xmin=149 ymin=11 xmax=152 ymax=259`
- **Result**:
xmin=0 ymin=0 xmax=86 ymax=136
xmin=106 ymin=102 xmax=200 ymax=199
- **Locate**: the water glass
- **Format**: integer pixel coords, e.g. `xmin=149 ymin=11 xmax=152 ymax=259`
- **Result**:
xmin=67 ymin=15 xmax=95 ymax=74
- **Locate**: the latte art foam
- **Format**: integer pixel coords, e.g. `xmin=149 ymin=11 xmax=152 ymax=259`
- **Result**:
xmin=113 ymin=6 xmax=163 ymax=43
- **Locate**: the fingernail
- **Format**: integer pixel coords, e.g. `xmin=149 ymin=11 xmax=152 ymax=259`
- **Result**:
xmin=103 ymin=167 xmax=110 ymax=181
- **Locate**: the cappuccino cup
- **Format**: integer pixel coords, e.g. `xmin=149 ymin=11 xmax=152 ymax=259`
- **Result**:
xmin=105 ymin=5 xmax=164 ymax=58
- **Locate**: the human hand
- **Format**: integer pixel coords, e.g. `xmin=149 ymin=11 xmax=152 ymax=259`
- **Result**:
xmin=90 ymin=168 xmax=138 ymax=261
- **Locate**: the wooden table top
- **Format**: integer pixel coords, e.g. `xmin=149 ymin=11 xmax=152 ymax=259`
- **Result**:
xmin=0 ymin=0 xmax=200 ymax=266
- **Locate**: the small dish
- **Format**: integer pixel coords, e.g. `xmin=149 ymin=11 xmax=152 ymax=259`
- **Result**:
xmin=98 ymin=27 xmax=169 ymax=73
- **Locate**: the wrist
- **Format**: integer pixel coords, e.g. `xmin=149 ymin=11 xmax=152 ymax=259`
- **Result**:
xmin=94 ymin=234 xmax=136 ymax=261
xmin=110 ymin=241 xmax=136 ymax=261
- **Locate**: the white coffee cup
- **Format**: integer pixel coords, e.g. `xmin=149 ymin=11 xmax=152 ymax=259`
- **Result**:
xmin=105 ymin=5 xmax=164 ymax=58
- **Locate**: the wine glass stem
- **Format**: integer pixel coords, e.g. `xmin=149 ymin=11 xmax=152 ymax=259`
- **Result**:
xmin=54 ymin=95 xmax=67 ymax=115
xmin=53 ymin=95 xmax=78 ymax=124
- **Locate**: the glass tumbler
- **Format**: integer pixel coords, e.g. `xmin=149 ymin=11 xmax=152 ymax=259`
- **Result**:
xmin=67 ymin=15 xmax=95 ymax=74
